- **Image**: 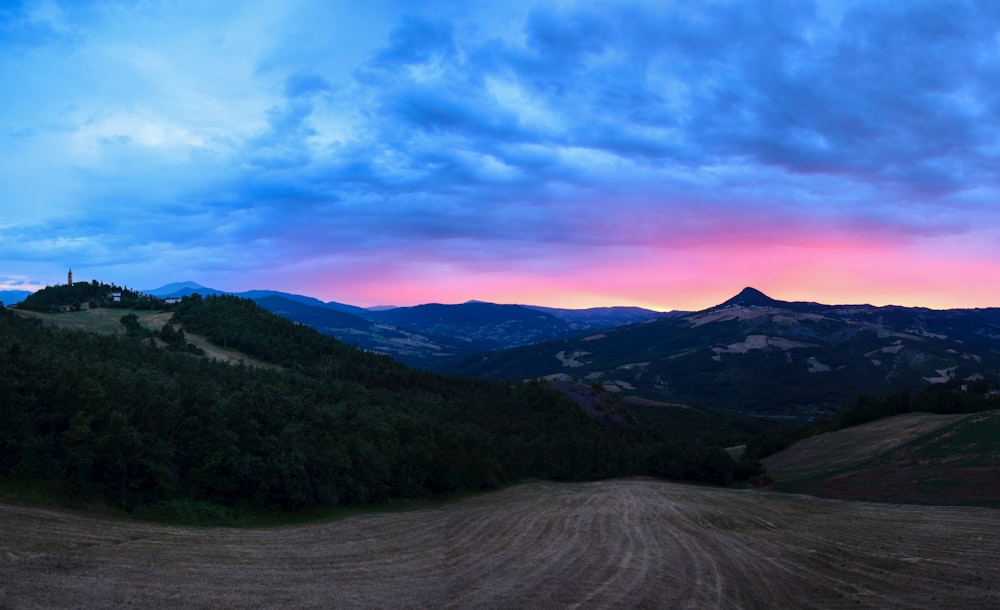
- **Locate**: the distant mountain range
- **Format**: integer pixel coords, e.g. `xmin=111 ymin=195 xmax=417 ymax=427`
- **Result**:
xmin=0 ymin=290 xmax=32 ymax=306
xmin=14 ymin=279 xmax=1000 ymax=417
xmin=446 ymin=287 xmax=1000 ymax=417
xmin=141 ymin=281 xmax=671 ymax=367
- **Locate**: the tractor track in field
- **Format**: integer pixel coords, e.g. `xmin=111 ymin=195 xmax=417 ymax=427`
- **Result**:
xmin=3 ymin=479 xmax=1000 ymax=608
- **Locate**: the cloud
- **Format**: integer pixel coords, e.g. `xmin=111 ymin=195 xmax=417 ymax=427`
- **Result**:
xmin=284 ymin=72 xmax=332 ymax=99
xmin=372 ymin=14 xmax=455 ymax=66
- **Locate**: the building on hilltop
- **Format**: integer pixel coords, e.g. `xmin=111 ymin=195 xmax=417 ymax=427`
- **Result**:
xmin=68 ymin=269 xmax=73 ymax=286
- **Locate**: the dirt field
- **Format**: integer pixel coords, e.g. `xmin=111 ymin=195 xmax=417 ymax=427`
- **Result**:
xmin=3 ymin=479 xmax=999 ymax=608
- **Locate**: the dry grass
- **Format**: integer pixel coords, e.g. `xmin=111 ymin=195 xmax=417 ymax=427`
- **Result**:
xmin=2 ymin=479 xmax=999 ymax=608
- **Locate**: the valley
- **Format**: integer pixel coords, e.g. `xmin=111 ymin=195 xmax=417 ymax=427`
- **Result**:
xmin=3 ymin=478 xmax=999 ymax=608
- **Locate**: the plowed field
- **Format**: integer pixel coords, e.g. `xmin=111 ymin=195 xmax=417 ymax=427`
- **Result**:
xmin=3 ymin=479 xmax=999 ymax=608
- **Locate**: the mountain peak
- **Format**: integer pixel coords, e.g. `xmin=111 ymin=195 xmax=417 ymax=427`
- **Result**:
xmin=717 ymin=287 xmax=781 ymax=309
xmin=145 ymin=281 xmax=209 ymax=297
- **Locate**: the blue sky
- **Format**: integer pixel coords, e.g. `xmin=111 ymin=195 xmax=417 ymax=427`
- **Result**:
xmin=3 ymin=0 xmax=1000 ymax=310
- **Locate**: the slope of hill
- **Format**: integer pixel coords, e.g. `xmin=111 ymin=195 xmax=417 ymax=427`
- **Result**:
xmin=762 ymin=410 xmax=1000 ymax=506
xmin=14 ymin=306 xmax=278 ymax=369
xmin=447 ymin=288 xmax=1000 ymax=417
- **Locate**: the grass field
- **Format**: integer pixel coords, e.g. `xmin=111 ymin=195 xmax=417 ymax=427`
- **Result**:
xmin=2 ymin=478 xmax=999 ymax=608
xmin=14 ymin=306 xmax=170 ymax=335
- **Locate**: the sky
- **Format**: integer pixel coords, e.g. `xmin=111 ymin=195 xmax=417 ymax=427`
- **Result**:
xmin=2 ymin=0 xmax=1000 ymax=311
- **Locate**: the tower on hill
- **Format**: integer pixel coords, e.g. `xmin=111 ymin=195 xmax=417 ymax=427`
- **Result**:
xmin=68 ymin=269 xmax=73 ymax=286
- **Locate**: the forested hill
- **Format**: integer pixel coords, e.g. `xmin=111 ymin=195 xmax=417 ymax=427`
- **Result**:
xmin=0 ymin=293 xmax=761 ymax=519
xmin=17 ymin=279 xmax=163 ymax=311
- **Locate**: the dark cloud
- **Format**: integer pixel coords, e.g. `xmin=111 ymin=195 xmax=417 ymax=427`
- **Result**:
xmin=372 ymin=15 xmax=455 ymax=66
xmin=284 ymin=72 xmax=332 ymax=99
xmin=524 ymin=5 xmax=613 ymax=58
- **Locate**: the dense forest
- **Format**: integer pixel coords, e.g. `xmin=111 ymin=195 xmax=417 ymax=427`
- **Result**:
xmin=0 ymin=292 xmax=762 ymax=518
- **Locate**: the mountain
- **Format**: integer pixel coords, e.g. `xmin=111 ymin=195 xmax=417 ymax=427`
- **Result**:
xmin=522 ymin=305 xmax=675 ymax=328
xmin=0 ymin=290 xmax=32 ymax=305
xmin=145 ymin=283 xmax=373 ymax=317
xmin=446 ymin=288 xmax=1000 ymax=418
xmin=145 ymin=281 xmax=227 ymax=298
xmin=716 ymin=286 xmax=785 ymax=309
xmin=144 ymin=284 xmax=632 ymax=366
xmin=141 ymin=284 xmax=686 ymax=362
xmin=144 ymin=281 xmax=210 ymax=296
xmin=253 ymin=297 xmax=686 ymax=368
xmin=366 ymin=302 xmax=575 ymax=351
xmin=237 ymin=290 xmax=330 ymax=309
xmin=254 ymin=295 xmax=483 ymax=366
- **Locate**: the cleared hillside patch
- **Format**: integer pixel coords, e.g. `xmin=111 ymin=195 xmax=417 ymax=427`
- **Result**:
xmin=3 ymin=479 xmax=1000 ymax=608
xmin=764 ymin=411 xmax=1000 ymax=506
xmin=14 ymin=306 xmax=155 ymax=335
xmin=762 ymin=413 xmax=966 ymax=480
xmin=14 ymin=307 xmax=276 ymax=368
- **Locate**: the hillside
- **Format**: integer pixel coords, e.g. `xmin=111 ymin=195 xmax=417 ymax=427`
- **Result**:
xmin=0 ymin=289 xmax=762 ymax=517
xmin=141 ymin=282 xmax=668 ymax=368
xmin=763 ymin=410 xmax=1000 ymax=506
xmin=447 ymin=288 xmax=1000 ymax=417
xmin=14 ymin=307 xmax=277 ymax=369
